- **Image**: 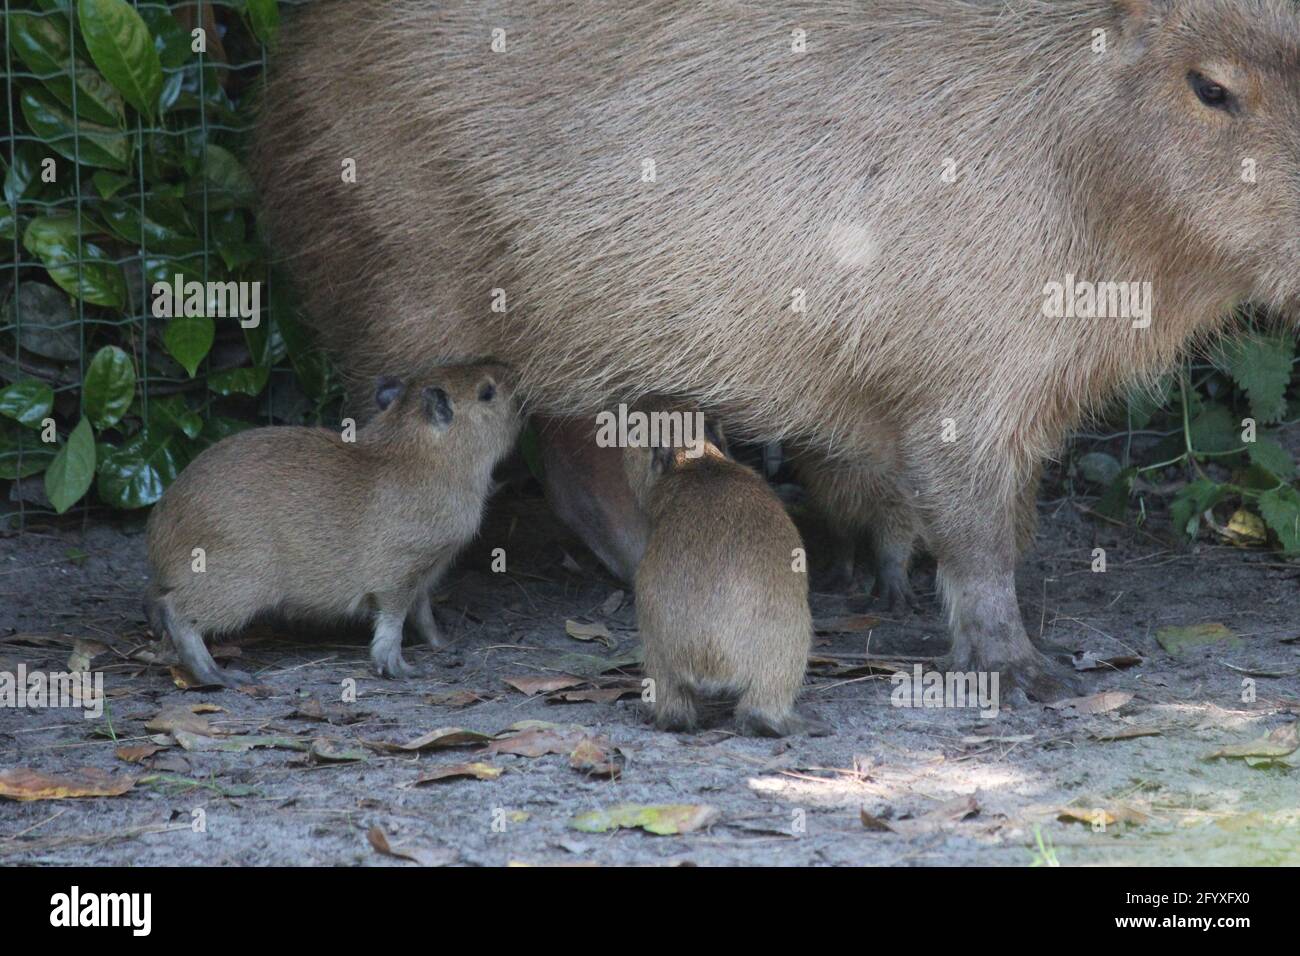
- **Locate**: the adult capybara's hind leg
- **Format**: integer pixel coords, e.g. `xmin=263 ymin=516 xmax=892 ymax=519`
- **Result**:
xmin=536 ymin=415 xmax=648 ymax=582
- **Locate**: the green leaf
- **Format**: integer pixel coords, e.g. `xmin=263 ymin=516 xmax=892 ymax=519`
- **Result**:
xmin=45 ymin=417 xmax=96 ymax=513
xmin=1226 ymin=335 xmax=1295 ymax=425
xmin=163 ymin=315 xmax=214 ymax=378
xmin=0 ymin=381 xmax=56 ymax=428
xmin=1170 ymin=479 xmax=1224 ymax=540
xmin=82 ymin=345 xmax=136 ymax=429
xmin=96 ymin=426 xmax=187 ymax=509
xmin=142 ymin=395 xmax=202 ymax=440
xmin=1188 ymin=404 xmax=1239 ymax=455
xmin=0 ymin=205 xmax=16 ymax=243
xmin=1245 ymin=437 xmax=1297 ymax=483
xmin=187 ymin=144 xmax=256 ymax=210
xmin=102 ymin=197 xmax=201 ymax=255
xmin=4 ymin=142 xmax=46 ymax=203
xmin=77 ymin=0 xmax=164 ymax=118
xmin=92 ymin=170 xmax=131 ymax=198
xmin=138 ymin=4 xmax=191 ymax=70
xmin=207 ymin=365 xmax=269 ymax=397
xmin=0 ymin=427 xmax=57 ymax=480
xmin=20 ymin=86 xmax=130 ymax=170
xmin=1257 ymin=486 xmax=1300 ymax=556
xmin=7 ymin=11 xmax=126 ymax=126
xmin=243 ymin=0 xmax=280 ymax=45
xmin=22 ymin=214 xmax=126 ymax=308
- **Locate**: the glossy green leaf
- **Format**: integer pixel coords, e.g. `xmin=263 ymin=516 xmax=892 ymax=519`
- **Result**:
xmin=163 ymin=315 xmax=214 ymax=378
xmin=0 ymin=427 xmax=57 ymax=480
xmin=96 ymin=426 xmax=187 ymax=509
xmin=0 ymin=381 xmax=56 ymax=428
xmin=82 ymin=345 xmax=136 ymax=429
xmin=22 ymin=214 xmax=126 ymax=307
xmin=20 ymin=86 xmax=130 ymax=170
xmin=4 ymin=142 xmax=46 ymax=204
xmin=77 ymin=0 xmax=164 ymax=118
xmin=187 ymin=144 xmax=256 ymax=210
xmin=92 ymin=170 xmax=131 ymax=198
xmin=102 ymin=197 xmax=201 ymax=255
xmin=45 ymin=417 xmax=96 ymax=513
xmin=7 ymin=11 xmax=126 ymax=126
xmin=243 ymin=0 xmax=280 ymax=45
xmin=138 ymin=4 xmax=191 ymax=69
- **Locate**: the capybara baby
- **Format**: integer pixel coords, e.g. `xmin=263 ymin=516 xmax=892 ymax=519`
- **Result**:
xmin=255 ymin=0 xmax=1300 ymax=700
xmin=145 ymin=363 xmax=520 ymax=686
xmin=624 ymin=406 xmax=819 ymax=736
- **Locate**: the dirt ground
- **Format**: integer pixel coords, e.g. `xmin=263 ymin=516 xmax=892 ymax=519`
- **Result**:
xmin=1 ymin=456 xmax=1298 ymax=867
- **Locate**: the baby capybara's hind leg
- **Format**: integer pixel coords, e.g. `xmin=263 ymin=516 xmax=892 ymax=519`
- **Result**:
xmin=149 ymin=591 xmax=251 ymax=688
xmin=536 ymin=415 xmax=648 ymax=582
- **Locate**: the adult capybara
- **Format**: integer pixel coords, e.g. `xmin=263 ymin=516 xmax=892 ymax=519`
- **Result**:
xmin=253 ymin=0 xmax=1300 ymax=700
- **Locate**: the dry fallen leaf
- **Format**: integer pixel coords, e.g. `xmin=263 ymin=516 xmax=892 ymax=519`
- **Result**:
xmin=1156 ymin=623 xmax=1240 ymax=657
xmin=1057 ymin=803 xmax=1149 ymax=827
xmin=547 ymin=686 xmax=641 ymax=705
xmin=1070 ymin=651 xmax=1143 ymax=672
xmin=569 ymin=736 xmax=624 ymax=779
xmin=1047 ymin=691 xmax=1134 ymax=715
xmin=145 ymin=704 xmax=224 ymax=736
xmin=425 ymin=689 xmax=494 ymax=708
xmin=373 ymin=727 xmax=495 ymax=752
xmin=1091 ymin=725 xmax=1164 ymax=742
xmin=859 ymin=808 xmax=896 ymax=832
xmin=309 ymin=738 xmax=369 ymax=762
xmin=114 ymin=744 xmax=165 ymax=764
xmin=413 ymin=762 xmax=504 ymax=785
xmin=490 ymin=727 xmax=586 ymax=758
xmin=1204 ymin=722 xmax=1299 ymax=762
xmin=173 ymin=731 xmax=309 ymax=754
xmin=0 ymin=768 xmax=136 ymax=801
xmin=503 ymin=674 xmax=586 ymax=695
xmin=600 ymin=590 xmax=625 ymax=616
xmin=367 ymin=826 xmax=457 ymax=867
xmin=565 ymin=619 xmax=615 ymax=648
xmin=570 ymin=803 xmax=718 ymax=835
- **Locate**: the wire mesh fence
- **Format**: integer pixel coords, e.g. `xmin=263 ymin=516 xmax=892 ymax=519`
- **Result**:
xmin=2 ymin=0 xmax=335 ymax=532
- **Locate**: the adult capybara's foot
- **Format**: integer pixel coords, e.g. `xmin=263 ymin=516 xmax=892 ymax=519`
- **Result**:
xmin=938 ymin=646 xmax=1083 ymax=704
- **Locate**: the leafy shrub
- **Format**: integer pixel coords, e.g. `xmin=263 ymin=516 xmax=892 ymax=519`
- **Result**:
xmin=1 ymin=0 xmax=339 ymax=523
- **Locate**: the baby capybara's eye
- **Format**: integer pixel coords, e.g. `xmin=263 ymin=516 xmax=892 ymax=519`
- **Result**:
xmin=478 ymin=382 xmax=496 ymax=402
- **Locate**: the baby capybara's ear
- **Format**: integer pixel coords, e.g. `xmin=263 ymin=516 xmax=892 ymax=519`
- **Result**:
xmin=375 ymin=376 xmax=405 ymax=410
xmin=422 ymin=386 xmax=454 ymax=428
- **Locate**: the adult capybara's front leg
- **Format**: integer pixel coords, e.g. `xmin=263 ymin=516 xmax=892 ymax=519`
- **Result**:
xmin=536 ymin=415 xmax=648 ymax=583
xmin=913 ymin=452 xmax=1079 ymax=703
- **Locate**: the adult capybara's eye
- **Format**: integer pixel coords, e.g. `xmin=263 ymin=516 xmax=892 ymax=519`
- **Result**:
xmin=1189 ymin=71 xmax=1232 ymax=111
xmin=478 ymin=381 xmax=496 ymax=402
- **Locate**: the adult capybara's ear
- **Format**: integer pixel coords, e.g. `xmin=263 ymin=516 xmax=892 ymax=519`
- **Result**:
xmin=375 ymin=376 xmax=405 ymax=410
xmin=422 ymin=386 xmax=454 ymax=428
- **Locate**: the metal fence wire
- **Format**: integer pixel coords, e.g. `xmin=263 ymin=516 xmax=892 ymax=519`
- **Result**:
xmin=2 ymin=0 xmax=331 ymax=532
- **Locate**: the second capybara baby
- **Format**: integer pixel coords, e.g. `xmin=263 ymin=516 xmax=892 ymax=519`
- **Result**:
xmin=624 ymin=405 xmax=821 ymax=736
xmin=145 ymin=363 xmax=520 ymax=686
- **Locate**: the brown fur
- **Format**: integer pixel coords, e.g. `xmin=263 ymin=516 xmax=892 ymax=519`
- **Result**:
xmin=145 ymin=363 xmax=520 ymax=686
xmin=253 ymin=0 xmax=1300 ymax=699
xmin=626 ymin=414 xmax=818 ymax=736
